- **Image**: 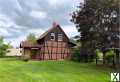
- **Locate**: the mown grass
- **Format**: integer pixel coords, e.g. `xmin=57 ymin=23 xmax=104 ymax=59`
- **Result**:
xmin=0 ymin=58 xmax=114 ymax=82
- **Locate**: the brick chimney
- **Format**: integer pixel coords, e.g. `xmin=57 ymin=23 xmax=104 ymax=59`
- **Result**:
xmin=53 ymin=21 xmax=59 ymax=27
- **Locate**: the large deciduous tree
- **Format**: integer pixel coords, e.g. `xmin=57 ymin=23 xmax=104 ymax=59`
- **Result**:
xmin=71 ymin=0 xmax=119 ymax=62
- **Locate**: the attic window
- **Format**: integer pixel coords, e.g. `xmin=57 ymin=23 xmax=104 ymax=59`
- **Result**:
xmin=50 ymin=33 xmax=55 ymax=40
xmin=58 ymin=33 xmax=63 ymax=41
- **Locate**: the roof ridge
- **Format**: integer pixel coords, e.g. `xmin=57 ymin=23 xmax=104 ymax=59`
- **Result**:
xmin=37 ymin=23 xmax=69 ymax=41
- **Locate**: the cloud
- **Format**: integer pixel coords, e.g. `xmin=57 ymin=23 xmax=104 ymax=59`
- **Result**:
xmin=48 ymin=0 xmax=66 ymax=7
xmin=4 ymin=34 xmax=26 ymax=47
xmin=28 ymin=28 xmax=45 ymax=37
xmin=0 ymin=28 xmax=11 ymax=37
xmin=0 ymin=0 xmax=83 ymax=47
xmin=48 ymin=0 xmax=77 ymax=7
xmin=61 ymin=25 xmax=79 ymax=37
xmin=0 ymin=14 xmax=14 ymax=27
xmin=30 ymin=10 xmax=47 ymax=19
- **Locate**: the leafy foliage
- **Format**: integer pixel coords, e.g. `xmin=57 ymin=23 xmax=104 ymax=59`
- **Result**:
xmin=105 ymin=49 xmax=115 ymax=57
xmin=26 ymin=33 xmax=37 ymax=44
xmin=0 ymin=37 xmax=9 ymax=57
xmin=70 ymin=36 xmax=81 ymax=62
xmin=105 ymin=49 xmax=116 ymax=64
xmin=95 ymin=49 xmax=103 ymax=59
xmin=71 ymin=0 xmax=119 ymax=54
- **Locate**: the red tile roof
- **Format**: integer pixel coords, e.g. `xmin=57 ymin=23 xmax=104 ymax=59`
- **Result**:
xmin=20 ymin=41 xmax=41 ymax=48
xmin=38 ymin=23 xmax=69 ymax=40
xmin=20 ymin=23 xmax=76 ymax=48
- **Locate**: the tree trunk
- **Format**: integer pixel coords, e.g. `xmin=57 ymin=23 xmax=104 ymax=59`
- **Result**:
xmin=103 ymin=53 xmax=105 ymax=64
xmin=115 ymin=49 xmax=120 ymax=71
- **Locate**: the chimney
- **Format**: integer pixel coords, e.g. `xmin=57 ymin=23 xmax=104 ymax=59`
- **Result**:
xmin=53 ymin=21 xmax=59 ymax=27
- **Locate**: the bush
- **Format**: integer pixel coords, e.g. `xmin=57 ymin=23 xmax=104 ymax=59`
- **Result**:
xmin=105 ymin=49 xmax=115 ymax=64
xmin=95 ymin=49 xmax=103 ymax=60
xmin=0 ymin=42 xmax=9 ymax=57
xmin=71 ymin=48 xmax=81 ymax=62
xmin=71 ymin=48 xmax=95 ymax=62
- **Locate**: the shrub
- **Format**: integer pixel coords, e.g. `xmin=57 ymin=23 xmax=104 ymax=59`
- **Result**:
xmin=71 ymin=48 xmax=81 ymax=62
xmin=105 ymin=49 xmax=115 ymax=64
xmin=95 ymin=49 xmax=103 ymax=60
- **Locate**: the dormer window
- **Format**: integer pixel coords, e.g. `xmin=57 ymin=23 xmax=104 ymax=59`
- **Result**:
xmin=58 ymin=33 xmax=62 ymax=41
xmin=50 ymin=33 xmax=55 ymax=40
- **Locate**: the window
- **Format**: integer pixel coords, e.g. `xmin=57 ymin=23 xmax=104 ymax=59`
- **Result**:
xmin=58 ymin=33 xmax=62 ymax=41
xmin=50 ymin=33 xmax=55 ymax=40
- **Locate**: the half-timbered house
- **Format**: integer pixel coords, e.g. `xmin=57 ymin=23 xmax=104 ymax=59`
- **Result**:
xmin=20 ymin=23 xmax=75 ymax=60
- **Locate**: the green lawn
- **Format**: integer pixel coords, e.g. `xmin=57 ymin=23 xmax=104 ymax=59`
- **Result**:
xmin=0 ymin=58 xmax=114 ymax=82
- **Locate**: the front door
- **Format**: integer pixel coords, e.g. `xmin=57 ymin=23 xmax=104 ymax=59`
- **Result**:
xmin=31 ymin=48 xmax=39 ymax=59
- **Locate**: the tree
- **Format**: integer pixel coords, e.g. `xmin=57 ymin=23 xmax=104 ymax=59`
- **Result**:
xmin=0 ymin=37 xmax=9 ymax=57
xmin=70 ymin=36 xmax=81 ymax=62
xmin=26 ymin=33 xmax=37 ymax=44
xmin=71 ymin=0 xmax=119 ymax=62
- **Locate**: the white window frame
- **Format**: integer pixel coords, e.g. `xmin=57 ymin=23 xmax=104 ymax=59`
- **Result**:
xmin=50 ymin=33 xmax=55 ymax=40
xmin=58 ymin=33 xmax=63 ymax=41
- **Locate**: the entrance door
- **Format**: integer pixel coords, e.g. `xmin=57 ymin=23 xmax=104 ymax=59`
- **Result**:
xmin=31 ymin=48 xmax=39 ymax=59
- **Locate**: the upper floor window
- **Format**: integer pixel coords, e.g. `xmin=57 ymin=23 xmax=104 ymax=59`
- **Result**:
xmin=50 ymin=33 xmax=55 ymax=40
xmin=58 ymin=33 xmax=63 ymax=41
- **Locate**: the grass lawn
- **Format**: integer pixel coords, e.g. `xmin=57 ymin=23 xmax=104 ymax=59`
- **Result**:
xmin=0 ymin=58 xmax=114 ymax=82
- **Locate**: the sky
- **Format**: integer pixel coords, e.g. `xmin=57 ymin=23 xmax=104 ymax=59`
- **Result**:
xmin=0 ymin=0 xmax=83 ymax=47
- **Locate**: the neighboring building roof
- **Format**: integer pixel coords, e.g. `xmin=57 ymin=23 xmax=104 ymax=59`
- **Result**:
xmin=20 ymin=41 xmax=41 ymax=48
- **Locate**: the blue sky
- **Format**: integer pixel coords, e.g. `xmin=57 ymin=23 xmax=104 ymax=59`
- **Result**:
xmin=0 ymin=0 xmax=83 ymax=47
